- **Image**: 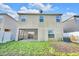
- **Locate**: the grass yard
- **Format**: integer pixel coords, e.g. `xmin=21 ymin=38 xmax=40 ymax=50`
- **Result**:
xmin=0 ymin=41 xmax=50 ymax=56
xmin=0 ymin=41 xmax=79 ymax=56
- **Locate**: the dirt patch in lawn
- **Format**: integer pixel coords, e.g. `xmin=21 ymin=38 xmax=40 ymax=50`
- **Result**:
xmin=51 ymin=42 xmax=79 ymax=53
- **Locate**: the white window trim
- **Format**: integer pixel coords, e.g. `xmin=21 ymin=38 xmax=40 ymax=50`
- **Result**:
xmin=20 ymin=15 xmax=27 ymax=22
xmin=56 ymin=16 xmax=61 ymax=22
xmin=39 ymin=16 xmax=44 ymax=22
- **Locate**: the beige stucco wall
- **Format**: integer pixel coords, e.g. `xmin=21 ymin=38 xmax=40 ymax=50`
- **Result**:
xmin=17 ymin=14 xmax=63 ymax=41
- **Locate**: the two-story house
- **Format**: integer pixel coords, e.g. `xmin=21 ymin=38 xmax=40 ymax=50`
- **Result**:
xmin=0 ymin=13 xmax=63 ymax=43
xmin=15 ymin=13 xmax=63 ymax=41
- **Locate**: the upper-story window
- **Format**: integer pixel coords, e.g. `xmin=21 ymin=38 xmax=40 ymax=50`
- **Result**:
xmin=56 ymin=16 xmax=61 ymax=22
xmin=75 ymin=17 xmax=79 ymax=24
xmin=39 ymin=16 xmax=44 ymax=22
xmin=20 ymin=15 xmax=27 ymax=22
xmin=0 ymin=16 xmax=3 ymax=22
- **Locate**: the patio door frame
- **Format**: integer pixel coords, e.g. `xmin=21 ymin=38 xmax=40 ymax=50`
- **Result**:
xmin=18 ymin=28 xmax=38 ymax=40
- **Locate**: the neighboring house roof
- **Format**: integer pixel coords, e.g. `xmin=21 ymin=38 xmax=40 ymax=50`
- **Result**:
xmin=62 ymin=15 xmax=79 ymax=33
xmin=62 ymin=15 xmax=79 ymax=23
xmin=74 ymin=15 xmax=79 ymax=17
xmin=0 ymin=13 xmax=18 ymax=22
xmin=18 ymin=13 xmax=62 ymax=16
xmin=62 ymin=16 xmax=74 ymax=23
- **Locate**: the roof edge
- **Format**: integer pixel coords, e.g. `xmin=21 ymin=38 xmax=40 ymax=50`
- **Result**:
xmin=62 ymin=15 xmax=79 ymax=23
xmin=74 ymin=15 xmax=79 ymax=17
xmin=0 ymin=13 xmax=18 ymax=22
xmin=62 ymin=16 xmax=74 ymax=23
xmin=17 ymin=13 xmax=62 ymax=15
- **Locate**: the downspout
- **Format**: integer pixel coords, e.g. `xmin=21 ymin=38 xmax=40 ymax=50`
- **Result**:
xmin=2 ymin=31 xmax=5 ymax=43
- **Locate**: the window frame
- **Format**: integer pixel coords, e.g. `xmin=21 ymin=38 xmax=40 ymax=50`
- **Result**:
xmin=48 ymin=29 xmax=54 ymax=38
xmin=20 ymin=15 xmax=27 ymax=22
xmin=39 ymin=15 xmax=44 ymax=22
xmin=56 ymin=16 xmax=61 ymax=22
xmin=75 ymin=17 xmax=79 ymax=24
xmin=48 ymin=34 xmax=54 ymax=38
xmin=21 ymin=18 xmax=26 ymax=22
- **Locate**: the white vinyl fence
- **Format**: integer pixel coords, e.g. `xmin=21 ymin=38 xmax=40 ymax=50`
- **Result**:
xmin=0 ymin=31 xmax=11 ymax=43
xmin=63 ymin=32 xmax=79 ymax=38
xmin=3 ymin=32 xmax=11 ymax=43
xmin=63 ymin=33 xmax=71 ymax=38
xmin=63 ymin=32 xmax=79 ymax=43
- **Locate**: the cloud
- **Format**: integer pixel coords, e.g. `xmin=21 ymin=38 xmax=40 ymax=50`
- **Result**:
xmin=18 ymin=3 xmax=56 ymax=14
xmin=0 ymin=4 xmax=12 ymax=10
xmin=52 ymin=7 xmax=59 ymax=11
xmin=66 ymin=12 xmax=77 ymax=15
xmin=62 ymin=12 xmax=77 ymax=22
xmin=62 ymin=8 xmax=77 ymax=22
xmin=67 ymin=8 xmax=70 ymax=10
xmin=19 ymin=6 xmax=28 ymax=11
xmin=30 ymin=3 xmax=52 ymax=11
xmin=29 ymin=3 xmax=60 ymax=14
xmin=18 ymin=3 xmax=60 ymax=14
xmin=18 ymin=6 xmax=40 ymax=13
xmin=0 ymin=3 xmax=19 ymax=20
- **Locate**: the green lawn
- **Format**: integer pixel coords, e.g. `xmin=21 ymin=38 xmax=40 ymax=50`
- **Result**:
xmin=0 ymin=41 xmax=79 ymax=56
xmin=0 ymin=41 xmax=50 ymax=56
